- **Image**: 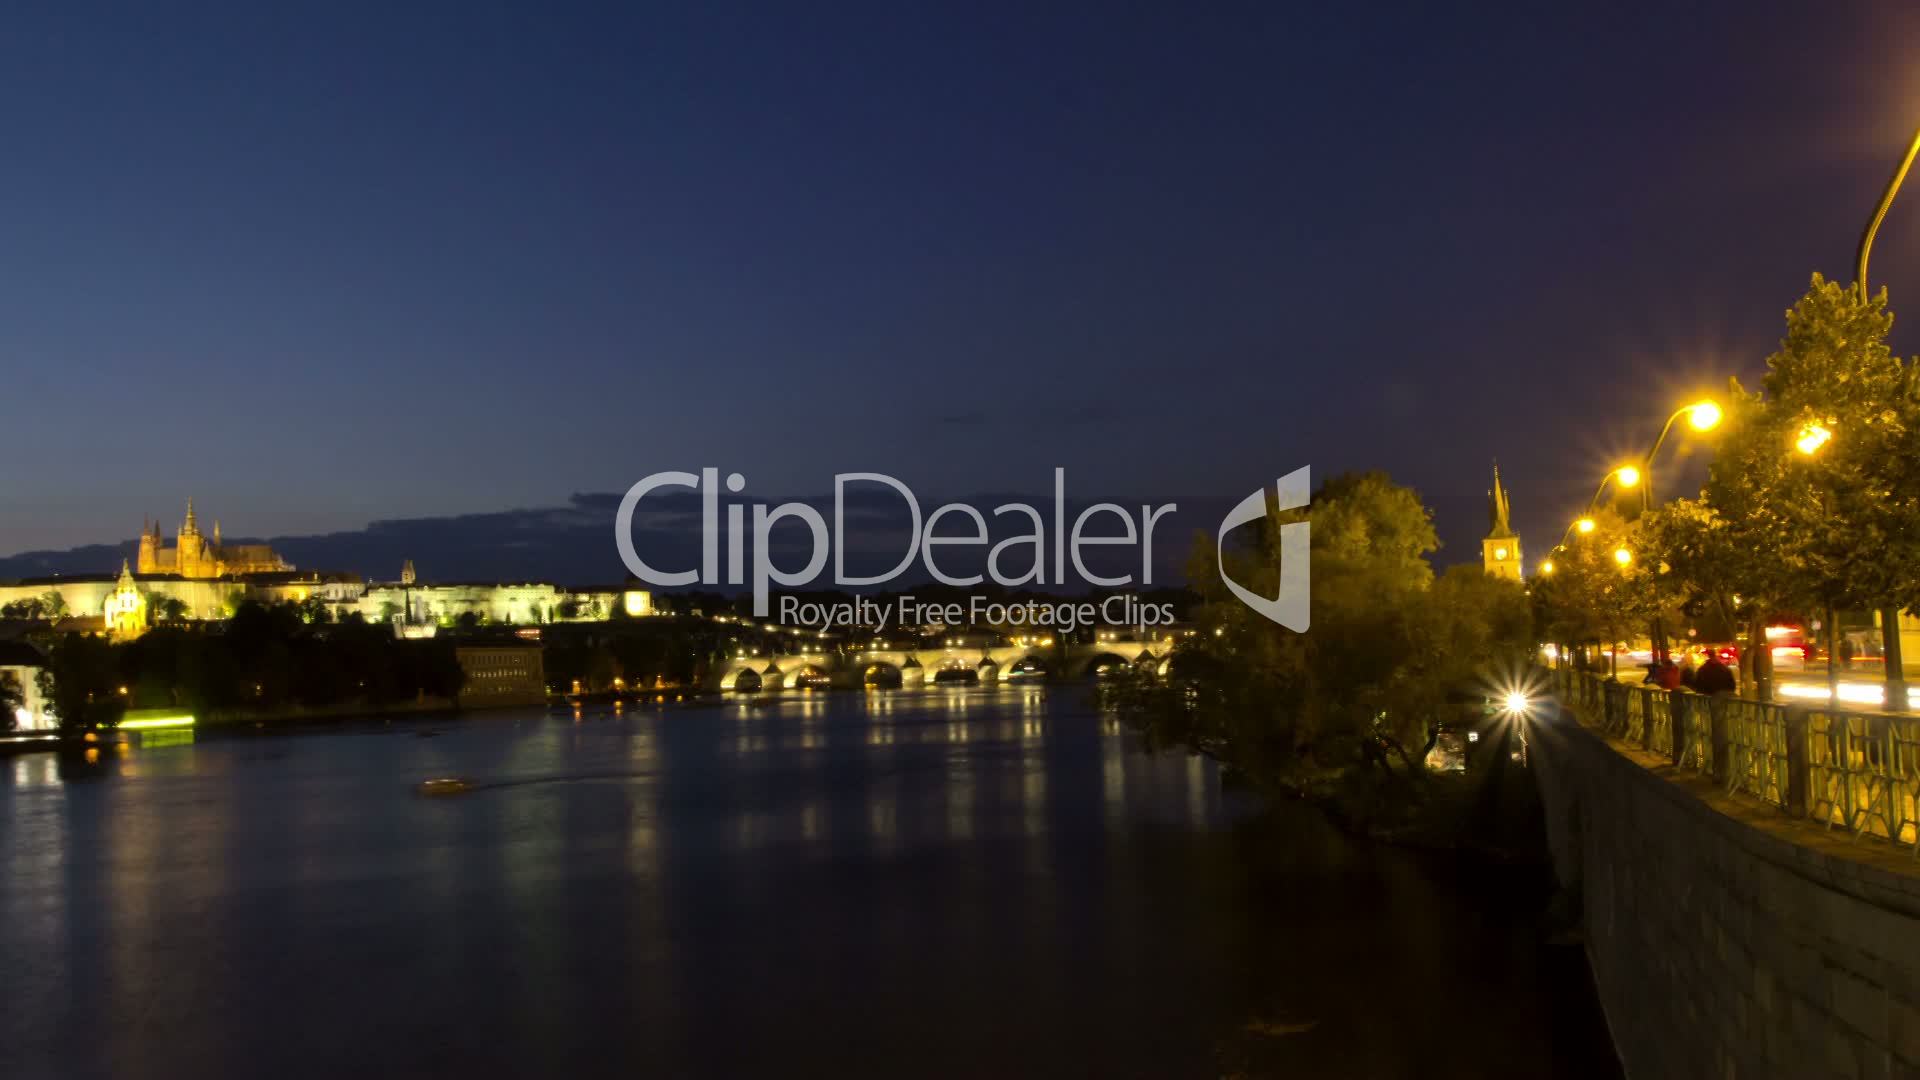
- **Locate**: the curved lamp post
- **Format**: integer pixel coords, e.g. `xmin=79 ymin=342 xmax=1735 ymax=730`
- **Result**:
xmin=1637 ymin=400 xmax=1723 ymax=510
xmin=1853 ymin=127 xmax=1920 ymax=712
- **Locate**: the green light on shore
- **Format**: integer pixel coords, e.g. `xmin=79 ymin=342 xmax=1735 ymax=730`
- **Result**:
xmin=120 ymin=713 xmax=196 ymax=730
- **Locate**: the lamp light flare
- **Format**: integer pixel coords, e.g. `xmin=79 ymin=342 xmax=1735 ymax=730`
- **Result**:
xmin=1613 ymin=547 xmax=1633 ymax=566
xmin=1614 ymin=465 xmax=1641 ymax=488
xmin=1796 ymin=422 xmax=1832 ymax=455
xmin=1687 ymin=400 xmax=1723 ymax=432
xmin=1539 ymin=559 xmax=1555 ymax=574
xmin=1504 ymin=691 xmax=1530 ymax=713
xmin=1575 ymin=517 xmax=1596 ymax=534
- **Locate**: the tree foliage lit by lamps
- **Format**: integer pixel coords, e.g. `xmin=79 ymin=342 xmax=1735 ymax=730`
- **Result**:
xmin=1531 ymin=508 xmax=1666 ymax=680
xmin=1643 ymin=274 xmax=1920 ymax=710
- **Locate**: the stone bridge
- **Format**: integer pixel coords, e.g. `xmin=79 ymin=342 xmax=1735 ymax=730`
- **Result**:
xmin=710 ymin=638 xmax=1176 ymax=692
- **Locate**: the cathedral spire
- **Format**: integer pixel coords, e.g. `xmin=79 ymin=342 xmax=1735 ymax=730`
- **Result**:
xmin=183 ymin=497 xmax=198 ymax=535
xmin=1486 ymin=462 xmax=1514 ymax=540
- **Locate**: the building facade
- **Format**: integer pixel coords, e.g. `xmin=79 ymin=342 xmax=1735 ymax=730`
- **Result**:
xmin=455 ymin=644 xmax=548 ymax=706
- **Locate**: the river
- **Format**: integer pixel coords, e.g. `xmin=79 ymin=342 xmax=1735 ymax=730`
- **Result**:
xmin=0 ymin=685 xmax=1616 ymax=1078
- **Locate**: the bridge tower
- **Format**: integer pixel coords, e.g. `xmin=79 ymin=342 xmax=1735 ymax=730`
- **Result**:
xmin=1482 ymin=463 xmax=1523 ymax=581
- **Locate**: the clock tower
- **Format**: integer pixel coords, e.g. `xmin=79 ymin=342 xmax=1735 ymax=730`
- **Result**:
xmin=1482 ymin=464 xmax=1522 ymax=581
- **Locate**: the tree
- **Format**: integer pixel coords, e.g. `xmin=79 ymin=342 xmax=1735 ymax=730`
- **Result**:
xmin=0 ymin=670 xmax=22 ymax=728
xmin=1532 ymin=507 xmax=1674 ymax=675
xmin=1650 ymin=277 xmax=1920 ymax=698
xmin=37 ymin=634 xmax=125 ymax=730
xmin=151 ymin=595 xmax=191 ymax=622
xmin=2 ymin=598 xmax=44 ymax=619
xmin=1753 ymin=276 xmax=1919 ymax=616
xmin=1107 ymin=471 xmax=1535 ymax=816
xmin=38 ymin=591 xmax=68 ymax=620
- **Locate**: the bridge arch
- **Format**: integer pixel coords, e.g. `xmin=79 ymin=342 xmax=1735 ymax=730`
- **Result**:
xmin=720 ymin=666 xmax=764 ymax=692
xmin=1004 ymin=653 xmax=1049 ymax=680
xmin=862 ymin=661 xmax=903 ymax=688
xmin=1079 ymin=651 xmax=1134 ymax=679
xmin=783 ymin=662 xmax=831 ymax=689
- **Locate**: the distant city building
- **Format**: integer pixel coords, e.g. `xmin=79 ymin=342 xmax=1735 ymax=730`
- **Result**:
xmin=137 ymin=500 xmax=291 ymax=578
xmin=0 ymin=524 xmax=655 ymax=635
xmin=1482 ymin=463 xmax=1523 ymax=581
xmin=346 ymin=562 xmax=649 ymax=628
xmin=455 ymin=644 xmax=547 ymax=706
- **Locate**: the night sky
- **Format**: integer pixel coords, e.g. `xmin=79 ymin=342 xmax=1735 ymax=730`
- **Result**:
xmin=7 ymin=2 xmax=1920 ymax=579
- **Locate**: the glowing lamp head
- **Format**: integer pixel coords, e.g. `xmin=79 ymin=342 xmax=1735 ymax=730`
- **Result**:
xmin=1539 ymin=559 xmax=1555 ymax=574
xmin=1614 ymin=465 xmax=1641 ymax=489
xmin=1613 ymin=547 xmax=1633 ymax=567
xmin=1687 ymin=400 xmax=1723 ymax=432
xmin=1575 ymin=517 xmax=1596 ymax=535
xmin=1796 ymin=422 xmax=1832 ymax=456
xmin=1504 ymin=692 xmax=1530 ymax=714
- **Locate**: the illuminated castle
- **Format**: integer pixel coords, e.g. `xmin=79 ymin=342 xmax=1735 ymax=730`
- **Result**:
xmin=1482 ymin=464 xmax=1523 ymax=582
xmin=136 ymin=500 xmax=291 ymax=579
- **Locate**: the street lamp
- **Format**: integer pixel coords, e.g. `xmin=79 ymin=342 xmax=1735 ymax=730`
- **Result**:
xmin=1636 ymin=399 xmax=1724 ymax=511
xmin=1856 ymin=126 xmax=1920 ymax=713
xmin=1575 ymin=517 xmax=1595 ymax=533
xmin=1792 ymin=424 xmax=1844 ymax=704
xmin=1857 ymin=125 xmax=1920 ymax=299
xmin=1613 ymin=546 xmax=1633 ymax=567
xmin=1539 ymin=559 xmax=1555 ymax=575
xmin=1625 ymin=398 xmax=1724 ymax=664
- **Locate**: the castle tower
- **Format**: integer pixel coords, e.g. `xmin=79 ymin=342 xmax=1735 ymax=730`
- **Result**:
xmin=137 ymin=516 xmax=159 ymax=574
xmin=1482 ymin=463 xmax=1523 ymax=581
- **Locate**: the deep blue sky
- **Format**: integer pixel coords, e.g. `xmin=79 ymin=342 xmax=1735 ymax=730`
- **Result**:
xmin=7 ymin=2 xmax=1920 ymax=575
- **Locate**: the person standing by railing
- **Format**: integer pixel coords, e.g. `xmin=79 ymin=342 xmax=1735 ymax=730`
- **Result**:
xmin=1695 ymin=652 xmax=1737 ymax=696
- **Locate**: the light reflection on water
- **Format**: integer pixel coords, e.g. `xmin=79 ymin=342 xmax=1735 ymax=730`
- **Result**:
xmin=0 ymin=685 xmax=1608 ymax=1078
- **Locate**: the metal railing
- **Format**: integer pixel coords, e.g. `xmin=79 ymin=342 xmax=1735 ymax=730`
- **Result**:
xmin=1547 ymin=667 xmax=1920 ymax=855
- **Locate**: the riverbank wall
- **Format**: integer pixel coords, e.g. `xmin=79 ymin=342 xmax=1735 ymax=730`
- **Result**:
xmin=1531 ymin=699 xmax=1920 ymax=1078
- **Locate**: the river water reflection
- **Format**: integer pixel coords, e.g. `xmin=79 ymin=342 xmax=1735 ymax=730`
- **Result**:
xmin=0 ymin=685 xmax=1614 ymax=1078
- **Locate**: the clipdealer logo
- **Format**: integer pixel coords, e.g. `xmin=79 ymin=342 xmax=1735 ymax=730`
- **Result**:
xmin=1216 ymin=466 xmax=1310 ymax=631
xmin=613 ymin=466 xmax=1310 ymax=631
